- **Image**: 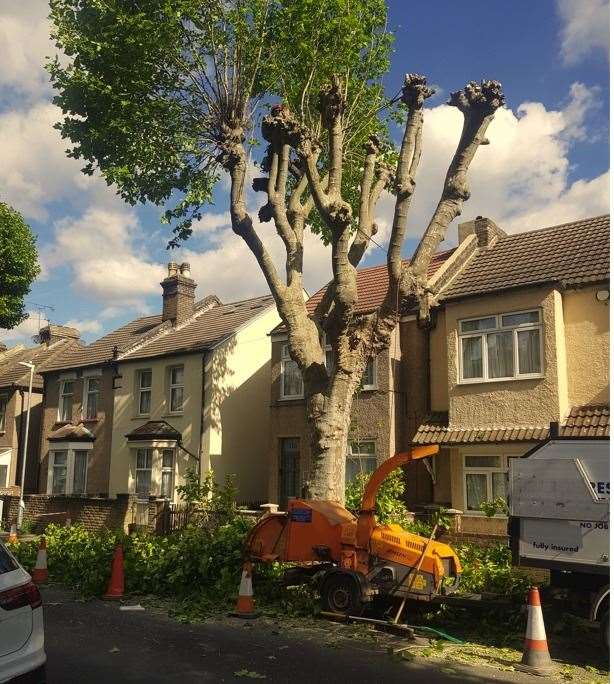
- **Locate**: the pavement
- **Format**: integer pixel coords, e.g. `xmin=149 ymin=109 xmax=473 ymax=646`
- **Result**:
xmin=40 ymin=586 xmax=541 ymax=683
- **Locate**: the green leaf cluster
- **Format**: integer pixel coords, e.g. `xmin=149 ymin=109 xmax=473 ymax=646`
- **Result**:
xmin=0 ymin=202 xmax=40 ymax=329
xmin=48 ymin=0 xmax=392 ymax=244
xmin=455 ymin=543 xmax=533 ymax=597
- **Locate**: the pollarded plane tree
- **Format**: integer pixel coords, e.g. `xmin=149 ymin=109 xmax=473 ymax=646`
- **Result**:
xmin=48 ymin=1 xmax=504 ymax=502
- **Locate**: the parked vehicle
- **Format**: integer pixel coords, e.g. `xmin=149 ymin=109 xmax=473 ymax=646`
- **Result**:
xmin=509 ymin=437 xmax=609 ymax=648
xmin=245 ymin=446 xmax=461 ymax=615
xmin=0 ymin=539 xmax=46 ymax=683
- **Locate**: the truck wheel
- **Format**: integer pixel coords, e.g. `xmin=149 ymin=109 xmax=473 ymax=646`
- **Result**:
xmin=600 ymin=610 xmax=609 ymax=651
xmin=320 ymin=574 xmax=363 ymax=616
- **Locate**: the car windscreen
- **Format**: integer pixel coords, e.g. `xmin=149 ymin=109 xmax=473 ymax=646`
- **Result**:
xmin=0 ymin=542 xmax=19 ymax=573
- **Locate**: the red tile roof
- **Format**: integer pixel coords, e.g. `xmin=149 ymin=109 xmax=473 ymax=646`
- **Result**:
xmin=560 ymin=404 xmax=609 ymax=438
xmin=305 ymin=250 xmax=456 ymax=317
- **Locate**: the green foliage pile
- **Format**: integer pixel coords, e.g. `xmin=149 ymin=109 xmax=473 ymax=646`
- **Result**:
xmin=455 ymin=542 xmax=532 ymax=597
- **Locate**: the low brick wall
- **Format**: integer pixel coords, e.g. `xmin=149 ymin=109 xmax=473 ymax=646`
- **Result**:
xmin=0 ymin=494 xmax=161 ymax=534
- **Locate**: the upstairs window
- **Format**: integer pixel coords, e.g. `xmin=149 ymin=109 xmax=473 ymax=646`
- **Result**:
xmin=84 ymin=377 xmax=100 ymax=420
xmin=280 ymin=345 xmax=303 ymax=399
xmin=137 ymin=369 xmax=152 ymax=416
xmin=169 ymin=366 xmax=184 ymax=413
xmin=459 ymin=310 xmax=542 ymax=383
xmin=59 ymin=380 xmax=74 ymax=422
xmin=0 ymin=394 xmax=7 ymax=432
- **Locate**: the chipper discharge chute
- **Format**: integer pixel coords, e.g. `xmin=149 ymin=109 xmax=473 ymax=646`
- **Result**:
xmin=245 ymin=446 xmax=462 ymax=615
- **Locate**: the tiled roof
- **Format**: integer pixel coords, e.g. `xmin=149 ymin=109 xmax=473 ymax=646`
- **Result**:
xmin=442 ymin=215 xmax=609 ymax=300
xmin=271 ymin=250 xmax=455 ymax=335
xmin=119 ymin=295 xmax=274 ymax=361
xmin=306 ymin=250 xmax=455 ymax=316
xmin=412 ymin=412 xmax=550 ymax=445
xmin=42 ymin=294 xmax=275 ymax=371
xmin=560 ymin=404 xmax=609 ymax=438
xmin=413 ymin=404 xmax=610 ymax=444
xmin=0 ymin=338 xmax=83 ymax=390
xmin=48 ymin=422 xmax=95 ymax=442
xmin=125 ymin=420 xmax=181 ymax=441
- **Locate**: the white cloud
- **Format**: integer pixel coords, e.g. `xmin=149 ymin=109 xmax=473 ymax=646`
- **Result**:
xmin=0 ymin=312 xmax=48 ymax=346
xmin=557 ymin=0 xmax=609 ymax=64
xmin=63 ymin=318 xmax=102 ymax=336
xmin=0 ymin=2 xmax=54 ymax=99
xmin=398 ymin=81 xmax=609 ymax=241
xmin=41 ymin=206 xmax=164 ymax=306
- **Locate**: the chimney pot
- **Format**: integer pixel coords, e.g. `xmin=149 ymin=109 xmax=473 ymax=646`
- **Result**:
xmin=168 ymin=262 xmax=178 ymax=277
xmin=180 ymin=262 xmax=191 ymax=278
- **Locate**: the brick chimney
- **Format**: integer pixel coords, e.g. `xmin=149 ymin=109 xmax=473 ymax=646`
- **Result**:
xmin=38 ymin=324 xmax=80 ymax=346
xmin=161 ymin=262 xmax=196 ymax=325
xmin=458 ymin=216 xmax=505 ymax=248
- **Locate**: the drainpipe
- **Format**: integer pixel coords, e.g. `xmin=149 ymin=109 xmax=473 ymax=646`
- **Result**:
xmin=16 ymin=389 xmax=25 ymax=488
xmin=197 ymin=352 xmax=207 ymax=481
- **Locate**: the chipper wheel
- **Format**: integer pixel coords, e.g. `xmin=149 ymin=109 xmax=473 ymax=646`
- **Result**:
xmin=320 ymin=573 xmax=364 ymax=616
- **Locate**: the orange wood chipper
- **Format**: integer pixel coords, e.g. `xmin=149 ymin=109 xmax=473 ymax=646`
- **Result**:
xmin=244 ymin=445 xmax=462 ymax=615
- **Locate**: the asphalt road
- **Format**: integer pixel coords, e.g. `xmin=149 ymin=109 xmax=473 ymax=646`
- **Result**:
xmin=41 ymin=587 xmax=535 ymax=683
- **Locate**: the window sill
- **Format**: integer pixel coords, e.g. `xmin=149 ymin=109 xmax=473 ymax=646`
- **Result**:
xmin=278 ymin=395 xmax=304 ymax=402
xmin=161 ymin=413 xmax=184 ymax=418
xmin=458 ymin=374 xmax=544 ymax=386
xmin=463 ymin=512 xmax=508 ymax=519
xmin=82 ymin=418 xmax=99 ymax=424
xmin=360 ymin=386 xmax=378 ymax=393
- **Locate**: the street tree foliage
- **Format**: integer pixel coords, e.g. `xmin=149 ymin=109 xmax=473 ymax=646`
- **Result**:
xmin=49 ymin=0 xmax=504 ymax=501
xmin=0 ymin=202 xmax=40 ymax=329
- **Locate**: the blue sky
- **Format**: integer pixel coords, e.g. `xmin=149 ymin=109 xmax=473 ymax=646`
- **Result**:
xmin=0 ymin=0 xmax=609 ymax=345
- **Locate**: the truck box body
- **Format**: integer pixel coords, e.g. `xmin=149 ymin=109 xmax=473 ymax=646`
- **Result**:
xmin=509 ymin=439 xmax=609 ymax=574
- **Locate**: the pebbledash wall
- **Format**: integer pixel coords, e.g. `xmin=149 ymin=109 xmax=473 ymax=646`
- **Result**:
xmin=0 ymin=493 xmax=162 ymax=533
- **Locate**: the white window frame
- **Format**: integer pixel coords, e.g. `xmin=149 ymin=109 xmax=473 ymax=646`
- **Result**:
xmin=160 ymin=448 xmax=175 ymax=500
xmin=0 ymin=449 xmax=11 ymax=488
xmin=168 ymin=366 xmax=184 ymax=413
xmin=137 ymin=369 xmax=152 ymax=416
xmin=0 ymin=394 xmax=7 ymax=432
xmin=346 ymin=440 xmax=377 ymax=482
xmin=280 ymin=344 xmax=304 ymax=400
xmin=83 ymin=377 xmax=100 ymax=420
xmin=462 ymin=453 xmax=509 ymax=515
xmin=135 ymin=447 xmax=153 ymax=501
xmin=58 ymin=380 xmax=75 ymax=422
xmin=323 ymin=336 xmax=377 ymax=391
xmin=458 ymin=309 xmax=543 ymax=384
xmin=46 ymin=442 xmax=93 ymax=496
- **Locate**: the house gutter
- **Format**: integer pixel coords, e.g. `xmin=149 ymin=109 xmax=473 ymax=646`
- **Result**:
xmin=196 ymin=351 xmax=207 ymax=480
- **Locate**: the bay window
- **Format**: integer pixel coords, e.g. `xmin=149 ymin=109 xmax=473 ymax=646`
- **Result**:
xmin=463 ymin=454 xmax=508 ymax=512
xmin=135 ymin=448 xmax=153 ymax=500
xmin=48 ymin=446 xmax=90 ymax=495
xmin=280 ymin=345 xmax=303 ymax=399
xmin=459 ymin=310 xmax=542 ymax=383
xmin=161 ymin=449 xmax=174 ymax=499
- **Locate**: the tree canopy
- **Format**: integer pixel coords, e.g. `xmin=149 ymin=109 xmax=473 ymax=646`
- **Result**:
xmin=0 ymin=202 xmax=40 ymax=330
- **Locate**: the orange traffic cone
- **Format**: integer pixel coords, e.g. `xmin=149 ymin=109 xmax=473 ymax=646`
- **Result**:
xmin=515 ymin=587 xmax=556 ymax=676
xmin=8 ymin=523 xmax=17 ymax=543
xmin=32 ymin=536 xmax=48 ymax=585
xmin=103 ymin=544 xmax=125 ymax=600
xmin=231 ymin=561 xmax=259 ymax=619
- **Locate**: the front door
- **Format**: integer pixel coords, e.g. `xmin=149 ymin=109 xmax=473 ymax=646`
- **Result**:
xmin=279 ymin=438 xmax=300 ymax=509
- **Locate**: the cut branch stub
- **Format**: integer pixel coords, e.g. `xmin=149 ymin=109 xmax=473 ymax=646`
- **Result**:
xmin=401 ymin=73 xmax=436 ymax=109
xmin=318 ymin=75 xmax=346 ymax=125
xmin=262 ymin=104 xmax=317 ymax=159
xmin=448 ymin=80 xmax=505 ymax=115
xmin=364 ymin=134 xmax=382 ymax=155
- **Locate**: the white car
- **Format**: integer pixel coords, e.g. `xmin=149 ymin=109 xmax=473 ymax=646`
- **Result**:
xmin=0 ymin=540 xmax=45 ymax=683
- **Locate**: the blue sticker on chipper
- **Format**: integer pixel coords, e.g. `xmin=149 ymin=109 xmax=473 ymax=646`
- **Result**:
xmin=291 ymin=508 xmax=312 ymax=523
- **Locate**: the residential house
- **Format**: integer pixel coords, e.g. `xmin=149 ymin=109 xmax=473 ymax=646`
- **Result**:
xmin=268 ymin=214 xmax=609 ymax=538
xmin=0 ymin=325 xmax=82 ymax=494
xmin=38 ymin=262 xmax=281 ymax=511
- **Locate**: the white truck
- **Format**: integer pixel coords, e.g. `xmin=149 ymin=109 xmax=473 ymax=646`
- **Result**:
xmin=508 ymin=436 xmax=609 ymax=648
